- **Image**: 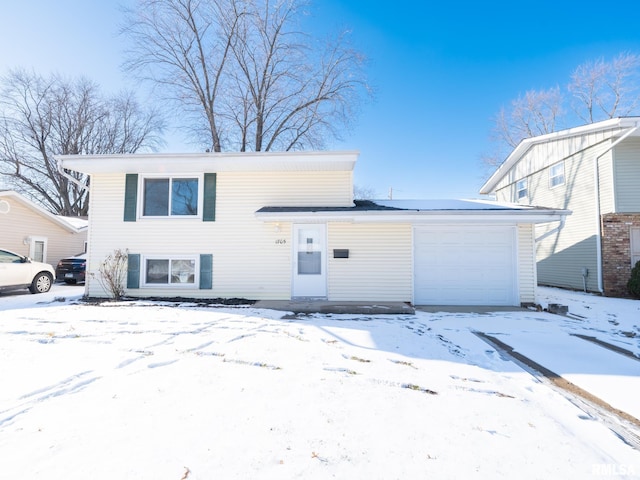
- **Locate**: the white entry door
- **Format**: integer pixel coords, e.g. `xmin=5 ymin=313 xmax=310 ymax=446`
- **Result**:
xmin=292 ymin=224 xmax=327 ymax=298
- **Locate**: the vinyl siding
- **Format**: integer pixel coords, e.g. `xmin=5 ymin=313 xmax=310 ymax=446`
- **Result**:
xmin=327 ymin=223 xmax=412 ymax=301
xmin=613 ymin=138 xmax=640 ymax=212
xmin=598 ymin=147 xmax=616 ymax=214
xmin=517 ymin=224 xmax=536 ymax=304
xmin=496 ymin=137 xmax=611 ymax=291
xmin=0 ymin=197 xmax=86 ymax=268
xmin=494 ymin=130 xmax=615 ymax=201
xmin=85 ymin=170 xmax=351 ymax=299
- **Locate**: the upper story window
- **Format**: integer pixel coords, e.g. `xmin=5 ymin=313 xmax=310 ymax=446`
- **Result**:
xmin=142 ymin=176 xmax=199 ymax=217
xmin=549 ymin=161 xmax=565 ymax=188
xmin=516 ymin=178 xmax=528 ymax=201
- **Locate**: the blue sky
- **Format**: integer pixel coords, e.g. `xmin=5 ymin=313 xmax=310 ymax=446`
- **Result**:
xmin=2 ymin=1 xmax=640 ymax=199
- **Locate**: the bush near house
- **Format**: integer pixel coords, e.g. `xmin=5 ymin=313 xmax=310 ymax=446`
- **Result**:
xmin=92 ymin=249 xmax=128 ymax=300
xmin=628 ymin=261 xmax=640 ymax=298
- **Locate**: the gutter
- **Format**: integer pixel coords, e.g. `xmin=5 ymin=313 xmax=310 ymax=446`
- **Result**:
xmin=256 ymin=209 xmax=570 ymax=225
xmin=593 ymin=124 xmax=640 ymax=293
xmin=57 ymin=158 xmax=90 ymax=192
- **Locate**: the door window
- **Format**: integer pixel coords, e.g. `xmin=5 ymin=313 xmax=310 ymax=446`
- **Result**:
xmin=33 ymin=241 xmax=45 ymax=262
xmin=297 ymin=231 xmax=321 ymax=275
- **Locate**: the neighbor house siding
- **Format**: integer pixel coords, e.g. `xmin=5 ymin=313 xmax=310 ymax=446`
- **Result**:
xmin=597 ymin=145 xmax=616 ymax=215
xmin=493 ymin=129 xmax=616 ymax=195
xmin=496 ymin=137 xmax=610 ymax=292
xmin=517 ymin=224 xmax=536 ymax=304
xmin=613 ymin=138 xmax=640 ymax=212
xmin=86 ymin=169 xmax=352 ymax=299
xmin=327 ymin=223 xmax=412 ymax=302
xmin=0 ymin=196 xmax=86 ymax=268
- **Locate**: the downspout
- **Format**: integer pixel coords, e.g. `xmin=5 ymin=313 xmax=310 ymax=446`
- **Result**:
xmin=57 ymin=158 xmax=90 ymax=192
xmin=593 ymin=125 xmax=639 ymax=293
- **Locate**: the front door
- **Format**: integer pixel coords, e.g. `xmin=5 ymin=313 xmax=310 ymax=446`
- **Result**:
xmin=292 ymin=224 xmax=327 ymax=298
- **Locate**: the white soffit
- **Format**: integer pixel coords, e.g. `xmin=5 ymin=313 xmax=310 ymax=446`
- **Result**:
xmin=57 ymin=151 xmax=359 ymax=174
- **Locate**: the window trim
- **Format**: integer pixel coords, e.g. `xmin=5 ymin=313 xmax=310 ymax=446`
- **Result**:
xmin=28 ymin=236 xmax=48 ymax=263
xmin=140 ymin=254 xmax=200 ymax=288
xmin=515 ymin=178 xmax=528 ymax=201
xmin=138 ymin=173 xmax=203 ymax=219
xmin=549 ymin=161 xmax=565 ymax=189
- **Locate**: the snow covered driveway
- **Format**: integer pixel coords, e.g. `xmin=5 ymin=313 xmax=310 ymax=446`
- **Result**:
xmin=0 ymin=286 xmax=639 ymax=479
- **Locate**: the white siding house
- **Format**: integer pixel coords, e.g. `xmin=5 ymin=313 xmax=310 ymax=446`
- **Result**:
xmin=0 ymin=190 xmax=88 ymax=268
xmin=481 ymin=117 xmax=640 ymax=297
xmin=58 ymin=151 xmax=567 ymax=306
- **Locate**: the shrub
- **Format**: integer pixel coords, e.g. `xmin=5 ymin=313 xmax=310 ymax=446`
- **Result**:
xmin=628 ymin=260 xmax=640 ymax=298
xmin=92 ymin=249 xmax=129 ymax=300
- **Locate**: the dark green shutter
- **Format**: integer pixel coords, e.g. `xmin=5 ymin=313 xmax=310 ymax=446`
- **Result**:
xmin=202 ymin=173 xmax=216 ymax=222
xmin=127 ymin=254 xmax=140 ymax=289
xmin=124 ymin=174 xmax=138 ymax=222
xmin=200 ymin=254 xmax=213 ymax=289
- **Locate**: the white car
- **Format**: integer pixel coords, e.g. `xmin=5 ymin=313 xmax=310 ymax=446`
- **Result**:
xmin=0 ymin=248 xmax=56 ymax=294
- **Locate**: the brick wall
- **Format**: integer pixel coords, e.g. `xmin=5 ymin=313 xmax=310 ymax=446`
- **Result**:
xmin=601 ymin=213 xmax=640 ymax=297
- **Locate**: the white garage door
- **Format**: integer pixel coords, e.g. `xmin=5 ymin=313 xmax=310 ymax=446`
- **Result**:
xmin=414 ymin=226 xmax=518 ymax=306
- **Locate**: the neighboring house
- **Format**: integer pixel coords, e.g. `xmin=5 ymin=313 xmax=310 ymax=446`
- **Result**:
xmin=480 ymin=117 xmax=640 ymax=297
xmin=0 ymin=190 xmax=88 ymax=268
xmin=57 ymin=151 xmax=567 ymax=306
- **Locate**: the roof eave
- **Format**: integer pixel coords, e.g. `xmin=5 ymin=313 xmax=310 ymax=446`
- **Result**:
xmin=479 ymin=117 xmax=640 ymax=194
xmin=0 ymin=190 xmax=86 ymax=233
xmin=255 ymin=208 xmax=570 ymax=224
xmin=57 ymin=150 xmax=359 ymax=175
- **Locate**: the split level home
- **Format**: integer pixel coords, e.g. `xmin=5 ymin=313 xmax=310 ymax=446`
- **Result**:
xmin=0 ymin=190 xmax=88 ymax=267
xmin=481 ymin=116 xmax=640 ymax=297
xmin=57 ymin=151 xmax=568 ymax=306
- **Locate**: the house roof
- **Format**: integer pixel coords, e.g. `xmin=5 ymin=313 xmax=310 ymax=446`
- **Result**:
xmin=0 ymin=190 xmax=88 ymax=233
xmin=256 ymin=199 xmax=570 ymax=224
xmin=56 ymin=151 xmax=359 ymax=174
xmin=479 ymin=117 xmax=640 ymax=195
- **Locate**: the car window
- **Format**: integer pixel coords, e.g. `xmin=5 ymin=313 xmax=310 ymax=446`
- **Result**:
xmin=0 ymin=250 xmax=22 ymax=264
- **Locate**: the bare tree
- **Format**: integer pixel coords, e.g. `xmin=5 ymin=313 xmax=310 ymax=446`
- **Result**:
xmin=484 ymin=87 xmax=563 ymax=167
xmin=569 ymin=52 xmax=640 ymax=123
xmin=485 ymin=52 xmax=640 ymax=169
xmin=0 ymin=69 xmax=164 ymax=216
xmin=121 ymin=0 xmax=370 ymax=152
xmin=353 ymin=184 xmax=377 ymax=200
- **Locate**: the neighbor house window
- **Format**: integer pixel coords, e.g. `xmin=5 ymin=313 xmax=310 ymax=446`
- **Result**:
xmin=516 ymin=178 xmax=528 ymax=201
xmin=142 ymin=176 xmax=199 ymax=217
xmin=143 ymin=256 xmax=197 ymax=286
xmin=549 ymin=162 xmax=565 ymax=188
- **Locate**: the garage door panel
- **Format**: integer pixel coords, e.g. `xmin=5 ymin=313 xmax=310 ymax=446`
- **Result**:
xmin=414 ymin=226 xmax=517 ymax=306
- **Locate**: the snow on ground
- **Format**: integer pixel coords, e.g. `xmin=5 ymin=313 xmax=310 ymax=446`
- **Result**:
xmin=0 ymin=284 xmax=639 ymax=479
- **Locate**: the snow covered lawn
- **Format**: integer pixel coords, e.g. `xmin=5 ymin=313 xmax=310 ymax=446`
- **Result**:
xmin=1 ymin=285 xmax=639 ymax=479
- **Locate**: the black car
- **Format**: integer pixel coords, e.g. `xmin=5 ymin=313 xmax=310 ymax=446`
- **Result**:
xmin=56 ymin=254 xmax=86 ymax=284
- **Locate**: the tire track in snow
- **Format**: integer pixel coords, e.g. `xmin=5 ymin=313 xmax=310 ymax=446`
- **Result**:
xmin=474 ymin=331 xmax=640 ymax=451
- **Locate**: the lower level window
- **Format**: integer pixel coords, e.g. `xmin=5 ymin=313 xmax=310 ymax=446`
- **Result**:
xmin=144 ymin=257 xmax=196 ymax=285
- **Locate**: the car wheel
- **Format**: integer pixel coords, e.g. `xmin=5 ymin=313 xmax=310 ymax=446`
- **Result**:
xmin=30 ymin=272 xmax=53 ymax=294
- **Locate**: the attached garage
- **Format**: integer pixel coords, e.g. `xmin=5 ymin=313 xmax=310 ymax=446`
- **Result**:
xmin=256 ymin=199 xmax=570 ymax=307
xmin=414 ymin=225 xmax=518 ymax=305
